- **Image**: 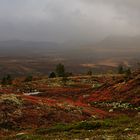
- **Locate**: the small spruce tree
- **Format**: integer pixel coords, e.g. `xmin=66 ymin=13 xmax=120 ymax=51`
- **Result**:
xmin=87 ymin=70 xmax=92 ymax=76
xmin=118 ymin=65 xmax=124 ymax=74
xmin=55 ymin=63 xmax=65 ymax=77
xmin=124 ymin=68 xmax=131 ymax=81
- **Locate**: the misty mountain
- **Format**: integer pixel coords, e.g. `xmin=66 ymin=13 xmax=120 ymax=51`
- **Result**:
xmin=95 ymin=35 xmax=140 ymax=50
xmin=0 ymin=35 xmax=140 ymax=60
xmin=0 ymin=36 xmax=139 ymax=60
xmin=85 ymin=35 xmax=140 ymax=59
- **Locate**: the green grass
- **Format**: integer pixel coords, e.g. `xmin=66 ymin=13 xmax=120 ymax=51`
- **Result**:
xmin=36 ymin=121 xmax=102 ymax=134
xmin=35 ymin=115 xmax=133 ymax=135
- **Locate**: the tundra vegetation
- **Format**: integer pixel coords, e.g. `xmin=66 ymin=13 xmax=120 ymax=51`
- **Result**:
xmin=0 ymin=65 xmax=140 ymax=140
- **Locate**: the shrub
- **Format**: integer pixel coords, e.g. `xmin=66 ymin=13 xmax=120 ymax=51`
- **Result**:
xmin=24 ymin=75 xmax=33 ymax=82
xmin=0 ymin=122 xmax=14 ymax=130
xmin=1 ymin=74 xmax=12 ymax=85
xmin=49 ymin=72 xmax=56 ymax=78
xmin=87 ymin=70 xmax=92 ymax=76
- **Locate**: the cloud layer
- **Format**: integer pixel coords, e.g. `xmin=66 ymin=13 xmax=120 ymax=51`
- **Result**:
xmin=0 ymin=0 xmax=140 ymax=42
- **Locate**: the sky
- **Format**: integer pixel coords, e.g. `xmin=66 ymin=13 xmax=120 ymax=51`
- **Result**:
xmin=0 ymin=0 xmax=140 ymax=43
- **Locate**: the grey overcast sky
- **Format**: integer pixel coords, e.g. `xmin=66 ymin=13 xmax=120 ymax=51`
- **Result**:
xmin=0 ymin=0 xmax=140 ymax=42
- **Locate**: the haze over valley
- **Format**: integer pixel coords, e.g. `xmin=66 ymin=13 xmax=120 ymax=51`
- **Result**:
xmin=0 ymin=36 xmax=139 ymax=76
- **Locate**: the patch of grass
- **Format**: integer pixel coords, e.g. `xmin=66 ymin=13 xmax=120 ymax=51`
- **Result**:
xmin=36 ymin=121 xmax=102 ymax=134
xmin=114 ymin=115 xmax=131 ymax=124
xmin=74 ymin=121 xmax=101 ymax=130
xmin=36 ymin=123 xmax=73 ymax=134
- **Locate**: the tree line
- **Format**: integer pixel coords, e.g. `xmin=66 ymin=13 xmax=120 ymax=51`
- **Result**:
xmin=0 ymin=63 xmax=134 ymax=85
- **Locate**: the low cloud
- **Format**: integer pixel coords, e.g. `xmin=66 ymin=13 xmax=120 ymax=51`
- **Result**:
xmin=0 ymin=0 xmax=140 ymax=42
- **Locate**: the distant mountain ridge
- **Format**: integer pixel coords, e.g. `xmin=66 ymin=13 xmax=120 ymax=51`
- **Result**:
xmin=0 ymin=40 xmax=62 ymax=57
xmin=0 ymin=35 xmax=140 ymax=56
xmin=95 ymin=35 xmax=140 ymax=50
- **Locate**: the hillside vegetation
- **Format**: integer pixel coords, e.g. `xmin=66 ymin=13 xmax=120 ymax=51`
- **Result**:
xmin=0 ymin=70 xmax=140 ymax=139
